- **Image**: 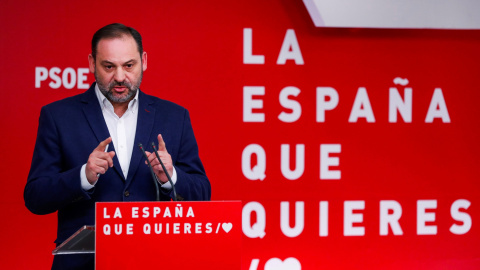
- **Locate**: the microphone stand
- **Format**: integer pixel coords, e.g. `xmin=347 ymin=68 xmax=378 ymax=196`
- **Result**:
xmin=138 ymin=143 xmax=160 ymax=201
xmin=151 ymin=142 xmax=178 ymax=201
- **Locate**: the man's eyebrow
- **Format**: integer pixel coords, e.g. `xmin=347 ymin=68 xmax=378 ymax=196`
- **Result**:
xmin=100 ymin=60 xmax=115 ymax=65
xmin=99 ymin=59 xmax=137 ymax=65
xmin=124 ymin=59 xmax=137 ymax=64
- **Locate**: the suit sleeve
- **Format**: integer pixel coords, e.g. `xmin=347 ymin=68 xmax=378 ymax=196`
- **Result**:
xmin=168 ymin=110 xmax=211 ymax=201
xmin=24 ymin=106 xmax=92 ymax=215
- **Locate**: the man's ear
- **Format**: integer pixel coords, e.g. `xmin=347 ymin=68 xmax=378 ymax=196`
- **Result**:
xmin=142 ymin=52 xmax=147 ymax=72
xmin=88 ymin=54 xmax=95 ymax=73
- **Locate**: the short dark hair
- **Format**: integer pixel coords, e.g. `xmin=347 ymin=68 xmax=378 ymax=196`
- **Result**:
xmin=91 ymin=23 xmax=143 ymax=60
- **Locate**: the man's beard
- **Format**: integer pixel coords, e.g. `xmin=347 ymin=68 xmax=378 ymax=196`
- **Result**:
xmin=95 ymin=70 xmax=142 ymax=103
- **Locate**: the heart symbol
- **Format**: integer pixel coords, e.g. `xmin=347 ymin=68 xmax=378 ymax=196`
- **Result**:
xmin=264 ymin=257 xmax=301 ymax=270
xmin=222 ymin=223 xmax=233 ymax=233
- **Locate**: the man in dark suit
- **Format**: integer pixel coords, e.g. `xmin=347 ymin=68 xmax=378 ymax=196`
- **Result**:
xmin=24 ymin=23 xmax=211 ymax=269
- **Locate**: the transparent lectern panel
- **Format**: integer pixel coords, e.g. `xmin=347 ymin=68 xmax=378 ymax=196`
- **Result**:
xmin=52 ymin=225 xmax=95 ymax=255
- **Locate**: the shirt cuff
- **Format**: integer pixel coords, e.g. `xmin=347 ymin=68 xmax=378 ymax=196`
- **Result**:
xmin=159 ymin=167 xmax=177 ymax=190
xmin=81 ymin=164 xmax=96 ymax=190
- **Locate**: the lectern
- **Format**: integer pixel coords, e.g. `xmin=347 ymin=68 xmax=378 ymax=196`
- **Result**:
xmin=53 ymin=201 xmax=241 ymax=269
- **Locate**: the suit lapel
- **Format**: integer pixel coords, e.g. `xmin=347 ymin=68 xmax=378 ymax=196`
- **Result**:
xmin=127 ymin=90 xmax=156 ymax=183
xmin=81 ymin=84 xmax=124 ymax=181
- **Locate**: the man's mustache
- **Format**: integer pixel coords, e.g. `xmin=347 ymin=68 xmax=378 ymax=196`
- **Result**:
xmin=109 ymin=81 xmax=130 ymax=89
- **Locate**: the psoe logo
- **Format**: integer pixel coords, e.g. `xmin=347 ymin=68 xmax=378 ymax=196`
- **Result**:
xmin=35 ymin=66 xmax=90 ymax=89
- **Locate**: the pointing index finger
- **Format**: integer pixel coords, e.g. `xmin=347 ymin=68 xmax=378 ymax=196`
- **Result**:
xmin=157 ymin=134 xmax=166 ymax=151
xmin=96 ymin=137 xmax=112 ymax=152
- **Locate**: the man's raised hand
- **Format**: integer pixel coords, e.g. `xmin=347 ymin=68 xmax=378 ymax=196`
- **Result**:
xmin=146 ymin=134 xmax=173 ymax=184
xmin=86 ymin=137 xmax=116 ymax=184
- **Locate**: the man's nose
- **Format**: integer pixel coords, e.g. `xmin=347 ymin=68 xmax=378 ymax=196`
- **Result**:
xmin=114 ymin=68 xmax=126 ymax=82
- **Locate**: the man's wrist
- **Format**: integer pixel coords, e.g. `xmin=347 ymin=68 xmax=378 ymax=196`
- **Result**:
xmin=159 ymin=167 xmax=177 ymax=189
xmin=81 ymin=164 xmax=96 ymax=190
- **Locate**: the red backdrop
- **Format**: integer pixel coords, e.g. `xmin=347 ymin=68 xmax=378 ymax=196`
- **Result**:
xmin=1 ymin=0 xmax=479 ymax=269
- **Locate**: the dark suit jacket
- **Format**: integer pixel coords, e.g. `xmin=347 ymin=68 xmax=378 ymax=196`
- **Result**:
xmin=24 ymin=83 xmax=211 ymax=268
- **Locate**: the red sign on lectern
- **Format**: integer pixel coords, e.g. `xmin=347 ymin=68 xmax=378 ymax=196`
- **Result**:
xmin=95 ymin=201 xmax=241 ymax=269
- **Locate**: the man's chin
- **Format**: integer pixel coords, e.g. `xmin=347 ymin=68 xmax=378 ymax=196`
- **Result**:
xmin=107 ymin=91 xmax=135 ymax=103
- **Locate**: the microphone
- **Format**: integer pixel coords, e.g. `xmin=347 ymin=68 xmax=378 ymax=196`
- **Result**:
xmin=151 ymin=142 xmax=179 ymax=201
xmin=138 ymin=143 xmax=160 ymax=201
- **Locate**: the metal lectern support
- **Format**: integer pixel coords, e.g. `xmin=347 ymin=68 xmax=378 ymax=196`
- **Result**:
xmin=52 ymin=225 xmax=95 ymax=255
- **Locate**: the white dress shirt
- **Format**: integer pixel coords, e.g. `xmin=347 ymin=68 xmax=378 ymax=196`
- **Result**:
xmin=80 ymin=84 xmax=176 ymax=190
